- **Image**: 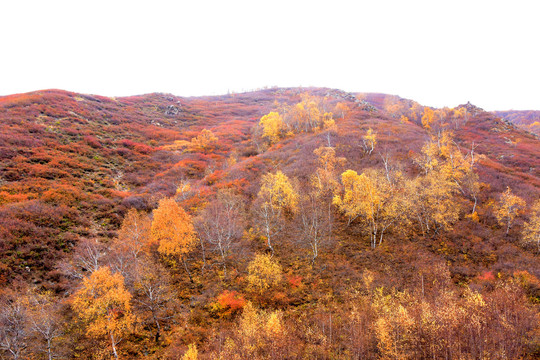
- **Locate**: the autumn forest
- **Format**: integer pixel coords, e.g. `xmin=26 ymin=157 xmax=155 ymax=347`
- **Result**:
xmin=0 ymin=87 xmax=539 ymax=359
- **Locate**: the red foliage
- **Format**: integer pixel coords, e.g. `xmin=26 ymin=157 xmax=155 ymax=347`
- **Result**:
xmin=477 ymin=270 xmax=495 ymax=281
xmin=287 ymin=274 xmax=303 ymax=289
xmin=211 ymin=290 xmax=246 ymax=318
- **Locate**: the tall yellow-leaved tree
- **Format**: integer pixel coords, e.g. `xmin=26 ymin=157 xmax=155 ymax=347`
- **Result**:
xmin=255 ymin=171 xmax=298 ymax=254
xmin=362 ymin=128 xmax=377 ymax=155
xmin=333 ymin=169 xmax=401 ymax=248
xmin=151 ymin=198 xmax=197 ymax=280
xmin=522 ymin=200 xmax=540 ymax=252
xmin=259 ymin=112 xmax=284 ymax=144
xmin=495 ymin=187 xmax=525 ymax=235
xmin=72 ymin=267 xmax=134 ymax=360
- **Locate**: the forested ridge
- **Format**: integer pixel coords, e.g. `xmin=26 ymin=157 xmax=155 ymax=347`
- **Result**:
xmin=0 ymin=87 xmax=539 ymax=359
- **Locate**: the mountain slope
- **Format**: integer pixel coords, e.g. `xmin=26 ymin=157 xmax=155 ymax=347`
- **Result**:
xmin=0 ymin=88 xmax=539 ymax=359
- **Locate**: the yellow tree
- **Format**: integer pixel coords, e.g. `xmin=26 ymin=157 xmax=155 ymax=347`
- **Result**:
xmin=334 ymin=169 xmax=402 ymax=248
xmin=383 ymin=95 xmax=412 ymax=120
xmin=72 ymin=267 xmax=134 ymax=360
xmin=334 ymin=102 xmax=349 ymax=119
xmin=312 ymin=146 xmax=345 ymax=195
xmin=333 ymin=169 xmax=364 ymax=226
xmin=216 ymin=302 xmax=286 ymax=359
xmin=165 ymin=129 xmax=218 ymax=152
xmin=112 ymin=209 xmax=152 ymax=264
xmin=494 ymin=187 xmax=526 ymax=235
xmin=255 ymin=171 xmax=298 ymax=254
xmin=151 ymin=198 xmax=197 ymax=281
xmin=362 ymin=128 xmax=377 ymax=155
xmin=406 ymin=170 xmax=460 ymax=236
xmin=522 ymin=200 xmax=540 ymax=252
xmin=421 ymin=107 xmax=435 ymax=130
xmin=246 ymin=254 xmax=283 ymax=294
xmin=415 ymin=131 xmax=482 ymax=215
xmin=289 ymin=94 xmax=322 ymax=132
xmin=191 ymin=128 xmax=218 ymax=151
xmin=373 ymin=298 xmax=415 ymax=359
xmin=259 ymin=112 xmax=284 ymax=144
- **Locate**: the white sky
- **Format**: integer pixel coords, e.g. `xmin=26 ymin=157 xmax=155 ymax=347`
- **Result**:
xmin=1 ymin=0 xmax=539 ymax=110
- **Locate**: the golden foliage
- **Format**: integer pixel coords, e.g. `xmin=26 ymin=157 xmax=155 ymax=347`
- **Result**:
xmin=115 ymin=208 xmax=152 ymax=256
xmin=191 ymin=129 xmax=218 ymax=150
xmin=258 ymin=171 xmax=298 ymax=216
xmin=272 ymin=93 xmax=336 ymax=135
xmin=182 ymin=343 xmax=198 ymax=360
xmin=151 ymin=198 xmax=197 ymax=258
xmin=311 ymin=146 xmax=345 ymax=195
xmin=406 ymin=170 xmax=460 ymax=235
xmin=334 ymin=102 xmax=349 ymax=119
xmin=259 ymin=112 xmax=284 ymax=144
xmin=165 ymin=129 xmax=218 ymax=152
xmin=522 ymin=199 xmax=540 ymax=251
xmin=362 ymin=128 xmax=377 ymax=155
xmin=333 ymin=169 xmax=402 ymax=247
xmin=494 ymin=187 xmax=526 ymax=235
xmin=414 ymin=130 xmax=481 ymax=215
xmin=372 ymin=288 xmax=415 ymax=359
xmin=421 ymin=107 xmax=435 ymax=130
xmin=72 ymin=267 xmax=134 ymax=343
xmin=247 ymin=254 xmax=283 ymax=293
xmin=255 ymin=170 xmax=298 ymax=254
xmin=219 ymin=302 xmax=286 ymax=358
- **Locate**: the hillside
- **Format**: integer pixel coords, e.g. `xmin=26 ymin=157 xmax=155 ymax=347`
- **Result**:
xmin=495 ymin=110 xmax=540 ymax=136
xmin=0 ymin=88 xmax=539 ymax=359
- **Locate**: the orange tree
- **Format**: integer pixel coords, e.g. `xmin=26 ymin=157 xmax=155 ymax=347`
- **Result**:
xmin=151 ymin=198 xmax=197 ymax=281
xmin=72 ymin=267 xmax=134 ymax=360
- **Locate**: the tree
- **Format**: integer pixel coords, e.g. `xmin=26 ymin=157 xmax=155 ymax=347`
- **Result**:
xmin=312 ymin=146 xmax=344 ymax=194
xmin=255 ymin=171 xmax=298 ymax=254
xmin=287 ymin=95 xmax=322 ymax=133
xmin=259 ymin=112 xmax=284 ymax=144
xmin=299 ymin=190 xmax=329 ymax=264
xmin=58 ymin=238 xmax=106 ymax=280
xmin=421 ymin=107 xmax=435 ymax=130
xmin=72 ymin=267 xmax=134 ymax=360
xmin=191 ymin=129 xmax=218 ymax=151
xmin=310 ymin=146 xmax=345 ymax=255
xmin=117 ymin=209 xmax=152 ymax=257
xmin=0 ymin=292 xmax=28 ymax=360
xmin=132 ymin=260 xmax=176 ymax=343
xmin=215 ymin=302 xmax=286 ymax=359
xmin=362 ymin=128 xmax=377 ymax=155
xmin=333 ymin=169 xmax=402 ymax=248
xmin=109 ymin=209 xmax=152 ymax=278
xmin=27 ymin=291 xmax=63 ymax=360
xmin=247 ymin=254 xmax=283 ymax=294
xmin=415 ymin=131 xmax=482 ymax=215
xmin=195 ymin=190 xmax=244 ymax=276
xmin=372 ymin=288 xmax=415 ymax=359
xmin=494 ymin=187 xmax=526 ymax=235
xmin=151 ymin=198 xmax=197 ymax=281
xmin=522 ymin=200 xmax=540 ymax=252
xmin=406 ymin=170 xmax=460 ymax=236
xmin=334 ymin=102 xmax=349 ymax=119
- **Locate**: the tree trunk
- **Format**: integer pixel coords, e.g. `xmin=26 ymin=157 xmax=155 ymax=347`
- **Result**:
xmin=47 ymin=338 xmax=53 ymax=360
xmin=199 ymin=236 xmax=207 ymax=276
xmin=182 ymin=257 xmax=193 ymax=283
xmin=110 ymin=331 xmax=118 ymax=360
xmin=153 ymin=313 xmax=161 ymax=343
